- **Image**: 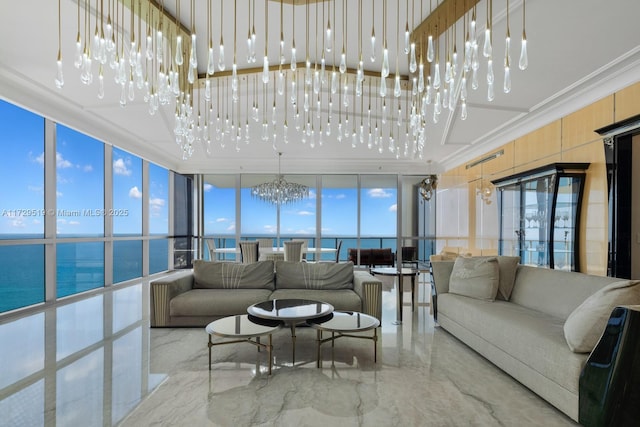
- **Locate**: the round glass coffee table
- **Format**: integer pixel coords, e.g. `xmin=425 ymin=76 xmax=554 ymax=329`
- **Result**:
xmin=247 ymin=299 xmax=334 ymax=364
xmin=205 ymin=314 xmax=281 ymax=374
xmin=307 ymin=311 xmax=380 ymax=367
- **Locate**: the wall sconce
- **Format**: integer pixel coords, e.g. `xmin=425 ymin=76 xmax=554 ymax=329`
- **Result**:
xmin=419 ymin=175 xmax=439 ymax=201
xmin=477 ymin=181 xmax=494 ymax=205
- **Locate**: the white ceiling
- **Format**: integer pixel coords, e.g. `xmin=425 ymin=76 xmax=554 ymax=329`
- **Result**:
xmin=1 ymin=0 xmax=639 ymax=176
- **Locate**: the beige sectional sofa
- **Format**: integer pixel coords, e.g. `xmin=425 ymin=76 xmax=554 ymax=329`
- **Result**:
xmin=431 ymin=257 xmax=640 ymax=422
xmin=150 ymin=260 xmax=382 ymax=328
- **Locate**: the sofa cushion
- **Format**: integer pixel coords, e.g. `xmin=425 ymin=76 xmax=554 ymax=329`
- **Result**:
xmin=563 ymin=279 xmax=640 ymax=353
xmin=485 ymin=256 xmax=520 ymax=301
xmin=193 ymin=260 xmax=275 ymax=290
xmin=449 ymin=256 xmax=499 ymax=301
xmin=170 ymin=289 xmax=273 ymax=317
xmin=275 ymin=261 xmax=354 ymax=290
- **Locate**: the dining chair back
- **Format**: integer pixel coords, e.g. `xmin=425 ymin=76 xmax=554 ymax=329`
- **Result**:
xmin=283 ymin=240 xmax=304 ymax=262
xmin=205 ymin=238 xmax=216 ymax=261
xmin=335 ymin=240 xmax=343 ymax=263
xmin=239 ymin=241 xmax=259 ymax=264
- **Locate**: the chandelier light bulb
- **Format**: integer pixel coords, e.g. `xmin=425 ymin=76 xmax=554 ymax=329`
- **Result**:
xmin=404 ymin=22 xmax=410 ymax=54
xmin=433 ymin=62 xmax=441 ymax=89
xmin=155 ymin=30 xmax=162 ymax=63
xmin=55 ymin=54 xmax=64 ymax=89
xmin=409 ymin=43 xmax=417 ymax=73
xmin=278 ymin=70 xmax=285 ymax=95
xmin=370 ymin=28 xmax=376 ymax=62
xmin=483 ymin=29 xmax=492 ymax=58
xmin=97 ymin=69 xmax=105 ymax=99
xmin=461 ymin=75 xmax=468 ymax=100
xmin=325 ymin=20 xmax=332 ymax=52
xmin=487 ymin=58 xmax=494 ymax=84
xmin=418 ymin=63 xmax=425 ymax=93
xmin=394 ymin=75 xmax=401 ymax=98
xmin=331 ymin=71 xmax=338 ymax=94
xmin=262 ymin=56 xmax=269 ymax=83
xmin=427 ymin=35 xmax=435 ymax=63
xmin=190 ymin=34 xmax=198 ymax=68
xmin=291 ymin=44 xmax=297 ymax=70
xmin=381 ymin=48 xmax=390 ymax=78
xmin=519 ymin=37 xmax=528 ymax=70
xmin=74 ymin=33 xmax=82 ymax=69
xmin=218 ymin=42 xmax=225 ymax=71
xmin=488 ymin=81 xmax=495 ymax=101
xmin=379 ymin=77 xmax=387 ymax=98
xmin=339 ymin=50 xmax=347 ymax=73
xmin=175 ymin=36 xmax=183 ymax=66
xmin=504 ymin=64 xmax=511 ymax=93
xmin=207 ymin=47 xmax=215 ymax=75
xmin=247 ymin=30 xmax=252 ymax=62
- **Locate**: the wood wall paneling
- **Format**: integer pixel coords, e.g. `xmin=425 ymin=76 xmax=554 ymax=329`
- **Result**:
xmin=562 ymin=96 xmax=614 ymax=150
xmin=514 ymin=120 xmax=562 ymax=167
xmin=615 ymin=81 xmax=640 ymax=122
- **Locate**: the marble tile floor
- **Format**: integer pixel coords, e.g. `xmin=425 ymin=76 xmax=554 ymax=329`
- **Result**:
xmin=0 ymin=274 xmax=577 ymax=427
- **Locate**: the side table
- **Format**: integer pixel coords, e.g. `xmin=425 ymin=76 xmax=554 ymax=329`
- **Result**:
xmin=205 ymin=314 xmax=281 ymax=375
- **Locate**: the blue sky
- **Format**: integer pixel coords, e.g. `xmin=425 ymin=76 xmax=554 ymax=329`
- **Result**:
xmin=0 ymin=100 xmax=168 ymax=236
xmin=204 ymin=181 xmax=397 ymax=237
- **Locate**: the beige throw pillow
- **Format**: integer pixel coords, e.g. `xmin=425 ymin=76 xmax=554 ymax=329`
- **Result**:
xmin=563 ymin=280 xmax=640 ymax=353
xmin=449 ymin=256 xmax=500 ymax=301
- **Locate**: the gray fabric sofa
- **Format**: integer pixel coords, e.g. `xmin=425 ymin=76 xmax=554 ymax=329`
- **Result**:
xmin=430 ymin=259 xmax=623 ymax=422
xmin=150 ymin=260 xmax=382 ymax=328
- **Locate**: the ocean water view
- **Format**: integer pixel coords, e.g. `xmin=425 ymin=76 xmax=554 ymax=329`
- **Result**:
xmin=0 ymin=235 xmax=168 ymax=313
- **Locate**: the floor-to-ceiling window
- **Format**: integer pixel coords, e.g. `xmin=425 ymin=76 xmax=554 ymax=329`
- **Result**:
xmin=240 ymin=175 xmax=278 ymax=243
xmin=321 ymin=175 xmax=358 ymax=262
xmin=0 ymin=100 xmax=45 ymax=311
xmin=112 ymin=148 xmax=142 ymax=283
xmin=55 ymin=124 xmax=105 ymax=298
xmin=0 ymin=99 xmax=173 ymax=314
xmin=203 ymin=175 xmax=237 ymax=260
xmin=360 ymin=175 xmax=398 ymax=252
xmin=149 ymin=163 xmax=169 ymax=274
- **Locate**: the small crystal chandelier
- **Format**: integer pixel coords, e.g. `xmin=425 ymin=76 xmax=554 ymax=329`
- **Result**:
xmin=419 ymin=174 xmax=438 ymax=201
xmin=251 ymin=152 xmax=309 ymax=205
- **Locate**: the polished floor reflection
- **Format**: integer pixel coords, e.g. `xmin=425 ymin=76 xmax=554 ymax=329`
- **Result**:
xmin=0 ymin=273 xmax=577 ymax=426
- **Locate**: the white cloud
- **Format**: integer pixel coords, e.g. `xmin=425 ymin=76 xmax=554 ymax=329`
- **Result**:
xmin=368 ymin=188 xmax=392 ymax=198
xmin=216 ymin=217 xmax=229 ymax=223
xmin=57 ymin=191 xmax=63 ymax=198
xmin=83 ymin=164 xmax=93 ymax=172
xmin=203 ymin=183 xmax=213 ymax=192
xmin=226 ymin=222 xmax=236 ymax=232
xmin=32 ymin=151 xmax=44 ymax=165
xmin=10 ymin=218 xmax=26 ymax=228
xmin=150 ymin=197 xmax=165 ymax=216
xmin=113 ymin=158 xmax=132 ymax=176
xmin=129 ymin=186 xmax=142 ymax=199
xmin=297 ymin=210 xmax=313 ymax=216
xmin=389 ymin=203 xmax=397 ymax=212
xmin=335 ymin=194 xmax=347 ymax=199
xmin=56 ymin=152 xmax=73 ymax=168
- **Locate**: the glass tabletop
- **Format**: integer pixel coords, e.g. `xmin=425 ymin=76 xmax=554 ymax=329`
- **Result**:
xmin=205 ymin=314 xmax=281 ymax=338
xmin=307 ymin=311 xmax=380 ymax=332
xmin=370 ymin=267 xmax=419 ymax=276
xmin=248 ymin=299 xmax=334 ymax=321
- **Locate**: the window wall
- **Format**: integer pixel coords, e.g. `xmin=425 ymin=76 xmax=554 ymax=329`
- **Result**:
xmin=203 ymin=173 xmax=408 ymax=263
xmin=0 ymin=100 xmax=45 ymax=311
xmin=0 ymin=99 xmax=172 ymax=314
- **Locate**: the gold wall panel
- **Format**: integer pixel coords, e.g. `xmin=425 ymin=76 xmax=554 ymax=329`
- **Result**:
xmin=615 ymin=81 xmax=640 ymax=122
xmin=514 ymin=121 xmax=562 ymax=167
xmin=562 ymin=96 xmax=614 ymax=150
xmin=482 ymin=142 xmax=515 ymax=176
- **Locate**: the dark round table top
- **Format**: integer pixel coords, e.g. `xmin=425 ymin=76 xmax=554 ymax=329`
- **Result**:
xmin=247 ymin=299 xmax=334 ymax=321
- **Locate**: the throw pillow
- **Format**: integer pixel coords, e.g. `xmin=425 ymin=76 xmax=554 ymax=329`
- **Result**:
xmin=493 ymin=256 xmax=520 ymax=301
xmin=563 ymin=280 xmax=640 ymax=353
xmin=448 ymin=256 xmax=500 ymax=301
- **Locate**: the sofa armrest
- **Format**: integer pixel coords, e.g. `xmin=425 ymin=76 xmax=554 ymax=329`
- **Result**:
xmin=430 ymin=260 xmax=455 ymax=322
xmin=353 ymin=270 xmax=383 ymax=321
xmin=150 ymin=271 xmax=194 ymax=327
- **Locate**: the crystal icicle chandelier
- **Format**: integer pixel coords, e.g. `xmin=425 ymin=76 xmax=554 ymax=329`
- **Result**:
xmin=54 ymin=0 xmax=529 ymax=161
xmin=251 ymin=152 xmax=309 ymax=205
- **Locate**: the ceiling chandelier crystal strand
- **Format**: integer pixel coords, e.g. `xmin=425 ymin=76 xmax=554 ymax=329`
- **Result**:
xmin=55 ymin=0 xmax=530 ymax=161
xmin=251 ymin=152 xmax=309 ymax=205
